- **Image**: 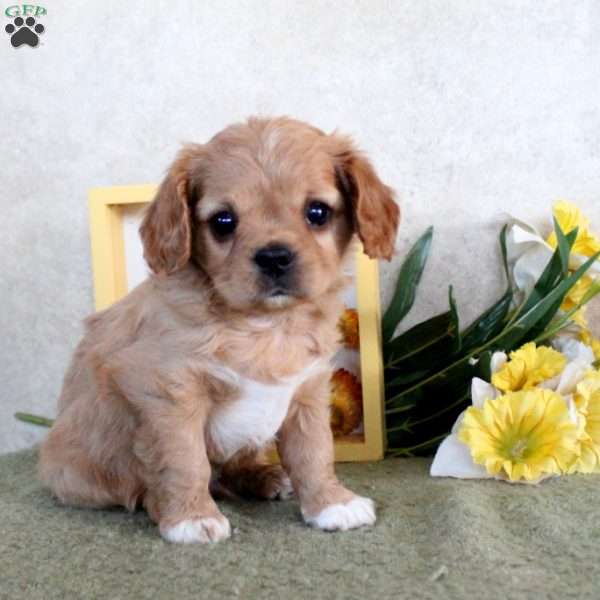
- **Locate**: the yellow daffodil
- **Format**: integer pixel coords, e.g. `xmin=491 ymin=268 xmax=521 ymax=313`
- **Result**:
xmin=458 ymin=389 xmax=579 ymax=482
xmin=569 ymin=371 xmax=600 ymax=473
xmin=570 ymin=309 xmax=588 ymax=329
xmin=547 ymin=200 xmax=600 ymax=258
xmin=560 ymin=275 xmax=594 ymax=328
xmin=492 ymin=342 xmax=567 ymax=392
xmin=338 ymin=308 xmax=360 ymax=350
xmin=579 ymin=329 xmax=600 ymax=361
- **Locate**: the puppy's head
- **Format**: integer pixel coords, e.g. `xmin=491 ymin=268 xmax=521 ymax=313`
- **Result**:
xmin=140 ymin=117 xmax=399 ymax=311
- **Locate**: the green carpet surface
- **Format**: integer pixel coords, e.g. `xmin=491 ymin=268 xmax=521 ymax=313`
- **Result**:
xmin=1 ymin=449 xmax=598 ymax=600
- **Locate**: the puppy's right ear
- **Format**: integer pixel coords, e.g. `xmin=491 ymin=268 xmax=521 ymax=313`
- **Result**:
xmin=140 ymin=147 xmax=198 ymax=276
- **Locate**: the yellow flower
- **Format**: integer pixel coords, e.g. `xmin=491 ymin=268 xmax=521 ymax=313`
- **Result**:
xmin=569 ymin=371 xmax=600 ymax=473
xmin=560 ymin=275 xmax=593 ymax=327
xmin=579 ymin=329 xmax=600 ymax=361
xmin=338 ymin=308 xmax=360 ymax=350
xmin=570 ymin=309 xmax=588 ymax=329
xmin=458 ymin=389 xmax=579 ymax=482
xmin=492 ymin=342 xmax=567 ymax=392
xmin=330 ymin=369 xmax=362 ymax=436
xmin=547 ymin=200 xmax=600 ymax=258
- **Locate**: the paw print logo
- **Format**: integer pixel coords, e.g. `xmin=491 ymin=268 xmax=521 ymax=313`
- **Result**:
xmin=5 ymin=16 xmax=45 ymax=48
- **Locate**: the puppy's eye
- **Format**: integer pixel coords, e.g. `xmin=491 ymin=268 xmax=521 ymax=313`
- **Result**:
xmin=209 ymin=210 xmax=237 ymax=238
xmin=305 ymin=201 xmax=331 ymax=227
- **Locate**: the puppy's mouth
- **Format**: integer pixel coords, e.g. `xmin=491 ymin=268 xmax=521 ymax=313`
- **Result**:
xmin=269 ymin=288 xmax=290 ymax=297
xmin=260 ymin=285 xmax=301 ymax=309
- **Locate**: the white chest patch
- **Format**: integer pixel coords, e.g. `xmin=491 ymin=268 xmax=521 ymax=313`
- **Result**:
xmin=208 ymin=361 xmax=327 ymax=461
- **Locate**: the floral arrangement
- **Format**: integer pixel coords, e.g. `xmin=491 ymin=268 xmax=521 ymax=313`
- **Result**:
xmin=384 ymin=200 xmax=600 ymax=484
xmin=431 ymin=340 xmax=600 ymax=482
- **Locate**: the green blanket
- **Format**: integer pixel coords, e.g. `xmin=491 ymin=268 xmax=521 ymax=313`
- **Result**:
xmin=0 ymin=449 xmax=596 ymax=599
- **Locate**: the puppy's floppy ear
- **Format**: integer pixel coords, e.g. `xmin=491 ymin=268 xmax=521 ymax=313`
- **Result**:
xmin=140 ymin=147 xmax=198 ymax=276
xmin=330 ymin=135 xmax=400 ymax=261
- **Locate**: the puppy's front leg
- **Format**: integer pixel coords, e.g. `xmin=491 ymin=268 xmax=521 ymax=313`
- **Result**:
xmin=133 ymin=398 xmax=230 ymax=545
xmin=277 ymin=375 xmax=376 ymax=531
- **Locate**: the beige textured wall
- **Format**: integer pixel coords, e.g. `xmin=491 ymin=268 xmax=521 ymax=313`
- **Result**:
xmin=1 ymin=1 xmax=600 ymax=453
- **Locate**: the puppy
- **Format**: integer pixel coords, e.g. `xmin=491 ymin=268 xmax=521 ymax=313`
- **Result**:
xmin=39 ymin=117 xmax=399 ymax=544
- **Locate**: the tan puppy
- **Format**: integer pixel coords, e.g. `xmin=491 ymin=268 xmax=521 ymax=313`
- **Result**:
xmin=39 ymin=117 xmax=399 ymax=544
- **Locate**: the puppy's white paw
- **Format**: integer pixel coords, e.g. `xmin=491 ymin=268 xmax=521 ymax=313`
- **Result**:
xmin=304 ymin=496 xmax=376 ymax=531
xmin=161 ymin=515 xmax=231 ymax=544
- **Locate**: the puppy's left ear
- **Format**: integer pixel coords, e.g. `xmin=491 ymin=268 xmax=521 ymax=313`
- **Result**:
xmin=330 ymin=136 xmax=400 ymax=261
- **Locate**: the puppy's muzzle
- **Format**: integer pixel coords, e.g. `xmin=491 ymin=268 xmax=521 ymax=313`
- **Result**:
xmin=253 ymin=244 xmax=297 ymax=292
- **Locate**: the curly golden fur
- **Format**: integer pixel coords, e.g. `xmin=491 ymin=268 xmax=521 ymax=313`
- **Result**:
xmin=39 ymin=117 xmax=400 ymax=543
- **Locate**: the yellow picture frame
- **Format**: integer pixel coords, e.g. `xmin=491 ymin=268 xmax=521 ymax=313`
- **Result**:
xmin=89 ymin=185 xmax=386 ymax=461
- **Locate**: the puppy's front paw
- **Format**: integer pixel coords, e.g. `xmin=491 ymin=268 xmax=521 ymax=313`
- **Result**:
xmin=304 ymin=496 xmax=376 ymax=531
xmin=161 ymin=514 xmax=231 ymax=544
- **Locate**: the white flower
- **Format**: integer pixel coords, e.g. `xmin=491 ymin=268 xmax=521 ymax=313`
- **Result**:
xmin=505 ymin=218 xmax=600 ymax=303
xmin=552 ymin=335 xmax=595 ymax=365
xmin=506 ymin=219 xmax=555 ymax=302
xmin=429 ymin=375 xmax=496 ymax=480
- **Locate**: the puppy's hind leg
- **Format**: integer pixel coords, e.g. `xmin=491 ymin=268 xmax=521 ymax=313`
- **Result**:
xmin=39 ymin=422 xmax=143 ymax=511
xmin=218 ymin=449 xmax=293 ymax=500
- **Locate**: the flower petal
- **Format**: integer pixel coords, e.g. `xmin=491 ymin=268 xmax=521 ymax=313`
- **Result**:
xmin=552 ymin=336 xmax=595 ymax=365
xmin=471 ymin=378 xmax=499 ymax=409
xmin=505 ymin=222 xmax=555 ymax=298
xmin=430 ymin=434 xmax=491 ymax=479
xmin=490 ymin=352 xmax=508 ymax=374
xmin=570 ymin=252 xmax=600 ymax=276
xmin=555 ymin=360 xmax=591 ymax=396
xmin=450 ymin=410 xmax=466 ymax=434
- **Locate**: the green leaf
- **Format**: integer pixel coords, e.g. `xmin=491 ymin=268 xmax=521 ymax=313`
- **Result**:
xmin=535 ymin=278 xmax=600 ymax=343
xmin=385 ymin=287 xmax=461 ymax=373
xmin=448 ymin=285 xmax=462 ymax=355
xmin=494 ymin=250 xmax=600 ymax=350
xmin=391 ymin=391 xmax=470 ymax=431
xmin=515 ymin=228 xmax=577 ymax=318
xmin=385 ymin=311 xmax=453 ymax=364
xmin=461 ymin=290 xmax=512 ymax=351
xmin=386 ymin=355 xmax=474 ymax=406
xmin=526 ymin=296 xmax=567 ymax=341
xmin=579 ymin=277 xmax=600 ymax=305
xmin=460 ymin=228 xmax=513 ymax=351
xmin=474 ymin=351 xmax=493 ymax=382
xmin=14 ymin=412 xmax=54 ymax=427
xmin=499 ymin=224 xmax=511 ymax=285
xmin=554 ymin=218 xmax=575 ymax=276
xmin=382 ymin=226 xmax=433 ymax=343
xmin=577 ymin=279 xmax=600 ymax=302
xmin=386 ymin=369 xmax=431 ymax=388
xmin=385 ymin=402 xmax=417 ymax=416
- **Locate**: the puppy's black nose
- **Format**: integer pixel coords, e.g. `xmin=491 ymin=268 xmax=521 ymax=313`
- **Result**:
xmin=254 ymin=244 xmax=296 ymax=278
